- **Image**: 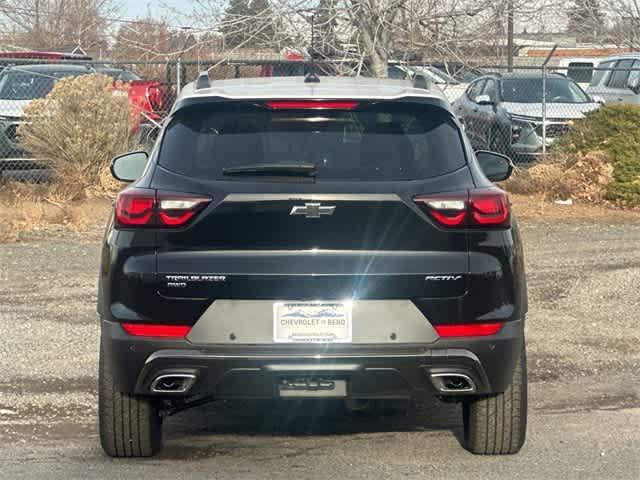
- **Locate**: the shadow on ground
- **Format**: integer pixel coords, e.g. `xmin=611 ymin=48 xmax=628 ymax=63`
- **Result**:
xmin=159 ymin=397 xmax=463 ymax=459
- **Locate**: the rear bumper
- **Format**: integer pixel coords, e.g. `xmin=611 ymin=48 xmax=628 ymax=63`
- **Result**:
xmin=102 ymin=319 xmax=524 ymax=399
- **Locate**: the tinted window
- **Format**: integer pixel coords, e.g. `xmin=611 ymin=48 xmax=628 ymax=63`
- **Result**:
xmin=467 ymin=80 xmax=485 ymax=101
xmin=628 ymin=60 xmax=640 ymax=87
xmin=158 ymin=103 xmax=466 ymax=181
xmin=482 ymin=79 xmax=497 ymax=100
xmin=501 ymin=77 xmax=590 ymax=103
xmin=0 ymin=69 xmax=89 ymax=100
xmin=0 ymin=70 xmax=56 ymax=100
xmin=607 ymin=59 xmax=634 ymax=88
xmin=387 ymin=66 xmax=408 ymax=79
xmin=566 ymin=62 xmax=594 ymax=83
xmin=590 ymin=60 xmax=615 ymax=86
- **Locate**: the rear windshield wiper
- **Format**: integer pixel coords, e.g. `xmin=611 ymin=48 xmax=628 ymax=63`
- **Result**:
xmin=222 ymin=163 xmax=317 ymax=177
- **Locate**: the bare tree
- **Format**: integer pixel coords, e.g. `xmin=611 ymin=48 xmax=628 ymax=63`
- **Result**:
xmin=0 ymin=0 xmax=117 ymax=53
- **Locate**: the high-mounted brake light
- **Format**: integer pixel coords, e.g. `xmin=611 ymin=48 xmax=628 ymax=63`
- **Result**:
xmin=414 ymin=188 xmax=510 ymax=229
xmin=121 ymin=323 xmax=192 ymax=338
xmin=266 ymin=100 xmax=358 ymax=110
xmin=115 ymin=188 xmax=210 ymax=228
xmin=434 ymin=322 xmax=504 ymax=337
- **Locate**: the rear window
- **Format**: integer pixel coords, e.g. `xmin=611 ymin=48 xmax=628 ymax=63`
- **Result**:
xmin=158 ymin=102 xmax=466 ymax=181
xmin=566 ymin=62 xmax=594 ymax=83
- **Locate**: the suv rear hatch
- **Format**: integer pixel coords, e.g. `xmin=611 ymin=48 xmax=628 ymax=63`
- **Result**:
xmin=129 ymin=100 xmax=478 ymax=326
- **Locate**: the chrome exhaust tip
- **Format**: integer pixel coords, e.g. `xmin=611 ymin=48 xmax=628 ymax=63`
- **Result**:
xmin=430 ymin=373 xmax=476 ymax=393
xmin=150 ymin=373 xmax=197 ymax=394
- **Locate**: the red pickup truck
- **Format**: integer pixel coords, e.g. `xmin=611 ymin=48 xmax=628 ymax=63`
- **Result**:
xmin=96 ymin=66 xmax=175 ymax=136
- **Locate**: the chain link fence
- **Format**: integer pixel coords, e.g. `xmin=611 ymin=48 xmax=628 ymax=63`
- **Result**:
xmin=0 ymin=55 xmax=637 ymax=182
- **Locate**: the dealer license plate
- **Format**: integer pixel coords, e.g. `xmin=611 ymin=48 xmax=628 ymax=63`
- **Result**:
xmin=273 ymin=301 xmax=352 ymax=343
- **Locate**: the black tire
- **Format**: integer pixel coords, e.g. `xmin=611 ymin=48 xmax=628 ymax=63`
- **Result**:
xmin=462 ymin=343 xmax=527 ymax=455
xmin=98 ymin=339 xmax=163 ymax=457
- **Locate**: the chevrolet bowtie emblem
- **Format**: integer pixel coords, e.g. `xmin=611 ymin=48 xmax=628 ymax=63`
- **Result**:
xmin=289 ymin=202 xmax=336 ymax=219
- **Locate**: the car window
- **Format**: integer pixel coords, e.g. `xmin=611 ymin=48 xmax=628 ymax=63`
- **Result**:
xmin=628 ymin=60 xmax=640 ymax=87
xmin=566 ymin=62 xmax=594 ymax=84
xmin=590 ymin=60 xmax=616 ymax=86
xmin=482 ymin=79 xmax=497 ymax=101
xmin=0 ymin=69 xmax=86 ymax=100
xmin=607 ymin=59 xmax=634 ymax=88
xmin=387 ymin=66 xmax=407 ymax=80
xmin=158 ymin=102 xmax=467 ymax=181
xmin=466 ymin=80 xmax=485 ymax=101
xmin=501 ymin=77 xmax=591 ymax=103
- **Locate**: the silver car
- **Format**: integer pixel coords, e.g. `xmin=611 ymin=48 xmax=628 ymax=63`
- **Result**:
xmin=586 ymin=54 xmax=640 ymax=105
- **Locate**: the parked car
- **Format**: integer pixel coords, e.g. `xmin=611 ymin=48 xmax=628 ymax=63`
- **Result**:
xmin=586 ymin=54 xmax=640 ymax=105
xmin=95 ymin=66 xmax=176 ymax=140
xmin=389 ymin=63 xmax=467 ymax=102
xmin=453 ymin=72 xmax=600 ymax=159
xmin=554 ymin=57 xmax=600 ymax=90
xmin=0 ymin=64 xmax=94 ymax=168
xmin=99 ymin=74 xmax=528 ymax=457
xmin=0 ymin=63 xmax=174 ymax=176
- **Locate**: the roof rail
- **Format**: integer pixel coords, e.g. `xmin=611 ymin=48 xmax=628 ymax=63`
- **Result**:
xmin=195 ymin=71 xmax=210 ymax=90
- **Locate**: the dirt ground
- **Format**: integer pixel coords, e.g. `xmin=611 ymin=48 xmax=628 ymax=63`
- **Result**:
xmin=0 ymin=205 xmax=639 ymax=479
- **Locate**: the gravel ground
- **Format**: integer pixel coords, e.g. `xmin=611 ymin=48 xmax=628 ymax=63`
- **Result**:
xmin=0 ymin=222 xmax=639 ymax=479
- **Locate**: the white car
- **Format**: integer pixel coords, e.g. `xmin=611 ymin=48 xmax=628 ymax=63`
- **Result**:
xmin=387 ymin=64 xmax=468 ymax=102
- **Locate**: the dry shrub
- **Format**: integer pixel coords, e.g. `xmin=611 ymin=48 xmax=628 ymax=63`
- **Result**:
xmin=0 ymin=182 xmax=110 ymax=242
xmin=503 ymin=151 xmax=614 ymax=203
xmin=17 ymin=74 xmax=138 ymax=200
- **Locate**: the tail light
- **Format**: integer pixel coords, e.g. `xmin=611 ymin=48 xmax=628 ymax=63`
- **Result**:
xmin=266 ymin=100 xmax=359 ymax=110
xmin=121 ymin=323 xmax=191 ymax=338
xmin=146 ymin=83 xmax=163 ymax=112
xmin=414 ymin=188 xmax=510 ymax=228
xmin=435 ymin=322 xmax=504 ymax=337
xmin=115 ymin=188 xmax=210 ymax=228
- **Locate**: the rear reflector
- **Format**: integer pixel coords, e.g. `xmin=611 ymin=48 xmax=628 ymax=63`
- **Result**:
xmin=434 ymin=322 xmax=504 ymax=337
xmin=115 ymin=188 xmax=210 ymax=228
xmin=266 ymin=100 xmax=358 ymax=110
xmin=414 ymin=188 xmax=510 ymax=229
xmin=121 ymin=323 xmax=192 ymax=338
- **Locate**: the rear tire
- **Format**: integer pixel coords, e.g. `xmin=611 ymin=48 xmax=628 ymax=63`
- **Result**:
xmin=98 ymin=339 xmax=163 ymax=457
xmin=462 ymin=343 xmax=527 ymax=455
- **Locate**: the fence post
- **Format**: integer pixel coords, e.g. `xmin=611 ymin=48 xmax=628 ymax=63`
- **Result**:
xmin=541 ymin=45 xmax=557 ymax=157
xmin=176 ymin=56 xmax=183 ymax=93
xmin=542 ymin=64 xmax=547 ymax=156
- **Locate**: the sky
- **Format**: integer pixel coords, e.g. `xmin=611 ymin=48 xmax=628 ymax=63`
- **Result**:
xmin=121 ymin=0 xmax=184 ymax=22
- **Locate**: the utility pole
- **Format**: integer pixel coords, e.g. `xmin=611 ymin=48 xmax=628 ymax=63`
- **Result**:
xmin=507 ymin=0 xmax=514 ymax=72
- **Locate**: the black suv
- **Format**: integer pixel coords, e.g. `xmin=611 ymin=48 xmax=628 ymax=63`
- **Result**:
xmin=98 ymin=74 xmax=528 ymax=457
